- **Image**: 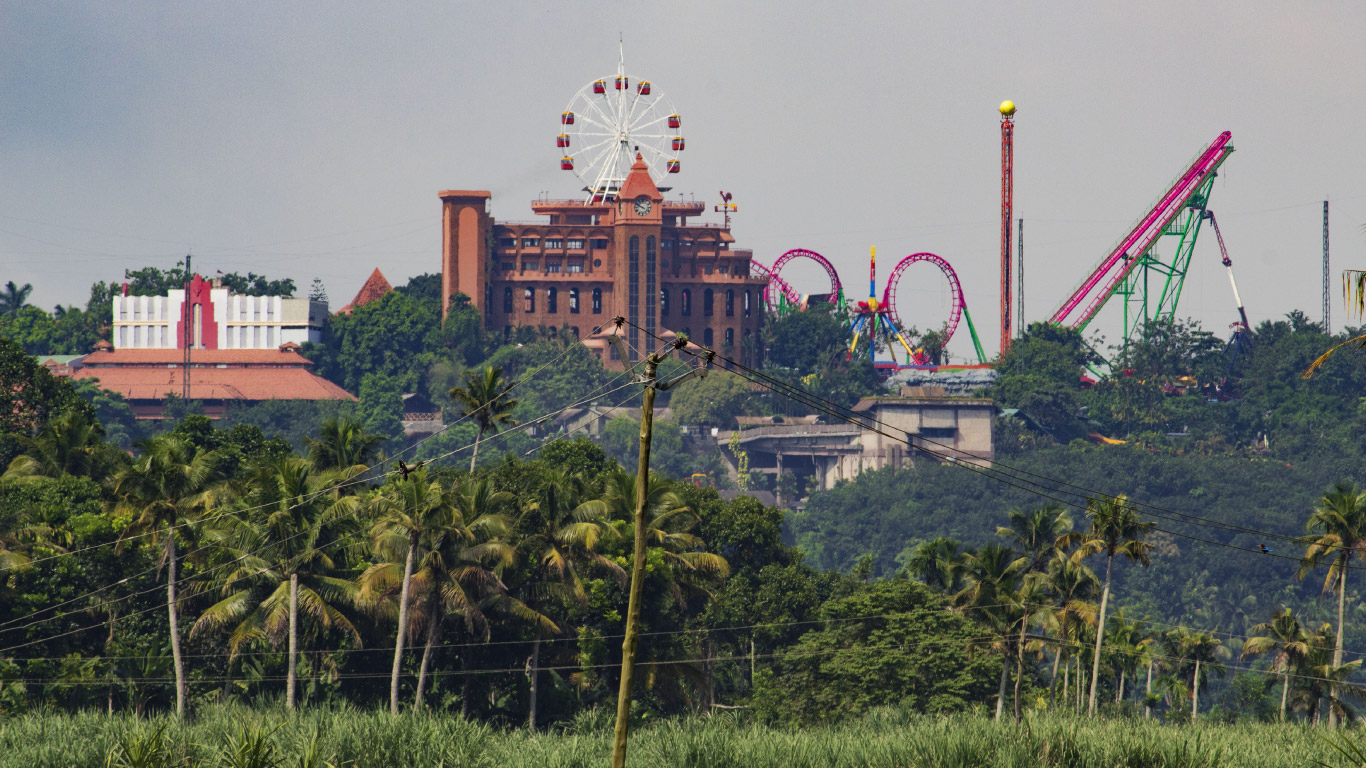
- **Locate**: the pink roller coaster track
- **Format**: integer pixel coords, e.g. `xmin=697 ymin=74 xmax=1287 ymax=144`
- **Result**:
xmin=882 ymin=252 xmax=965 ymax=344
xmin=752 ymin=249 xmax=843 ymax=312
xmin=1050 ymin=131 xmax=1233 ymax=329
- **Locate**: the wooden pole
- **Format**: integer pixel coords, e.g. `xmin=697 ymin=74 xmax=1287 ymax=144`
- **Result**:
xmin=610 ymin=352 xmax=659 ymax=768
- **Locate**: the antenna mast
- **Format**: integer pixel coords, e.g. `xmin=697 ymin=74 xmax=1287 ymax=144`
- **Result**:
xmin=1324 ymin=200 xmax=1330 ymax=333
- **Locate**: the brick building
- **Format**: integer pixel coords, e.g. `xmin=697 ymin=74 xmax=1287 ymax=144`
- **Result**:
xmin=440 ymin=154 xmax=768 ymax=366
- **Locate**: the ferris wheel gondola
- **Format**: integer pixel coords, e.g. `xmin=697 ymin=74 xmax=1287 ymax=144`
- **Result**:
xmin=557 ymin=48 xmax=684 ymax=201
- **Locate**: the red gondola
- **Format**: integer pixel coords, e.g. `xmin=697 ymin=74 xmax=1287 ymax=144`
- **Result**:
xmin=593 ymin=80 xmax=606 ymax=94
xmin=561 ymin=111 xmax=575 ymax=125
xmin=637 ymin=80 xmax=651 ymax=95
xmin=557 ymin=134 xmax=570 ymax=148
xmin=671 ymin=136 xmax=685 ymax=151
xmin=615 ymin=76 xmax=628 ymax=90
xmin=561 ymin=157 xmax=574 ymax=171
xmin=667 ymin=114 xmax=681 ymax=129
xmin=667 ymin=160 xmax=680 ymax=174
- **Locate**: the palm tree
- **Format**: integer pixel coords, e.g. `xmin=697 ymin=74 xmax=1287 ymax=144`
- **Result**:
xmin=1290 ymin=621 xmax=1364 ymax=723
xmin=3 ymin=408 xmax=121 ymax=481
xmin=903 ymin=537 xmax=965 ymax=593
xmin=0 ymin=281 xmax=32 ymax=315
xmin=1243 ymin=607 xmax=1310 ymax=722
xmin=516 ymin=468 xmax=621 ymax=728
xmin=1040 ymin=550 xmax=1098 ymax=706
xmin=362 ymin=469 xmax=452 ymax=714
xmin=1298 ymin=481 xmax=1366 ymax=727
xmin=997 ymin=505 xmax=1072 ymax=574
xmin=1167 ymin=627 xmax=1229 ymax=719
xmin=955 ymin=543 xmax=1028 ymax=721
xmin=1059 ymin=494 xmax=1153 ymax=716
xmin=449 ymin=366 xmax=519 ymax=472
xmin=306 ymin=417 xmax=385 ymax=473
xmin=190 ymin=456 xmax=362 ymax=710
xmin=1103 ymin=608 xmax=1153 ymax=708
xmin=111 ymin=435 xmax=223 ymax=717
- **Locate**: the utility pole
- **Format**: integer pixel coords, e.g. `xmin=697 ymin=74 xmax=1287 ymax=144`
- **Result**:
xmin=1017 ymin=218 xmax=1024 ymax=337
xmin=1324 ymin=200 xmax=1330 ymax=333
xmin=182 ymin=253 xmax=192 ymax=400
xmin=609 ymin=326 xmax=706 ymax=768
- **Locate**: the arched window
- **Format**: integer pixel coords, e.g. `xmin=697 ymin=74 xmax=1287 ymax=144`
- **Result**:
xmin=547 ymin=287 xmax=558 ymax=313
xmin=703 ymin=327 xmax=714 ymax=348
xmin=725 ymin=328 xmax=735 ymax=347
xmin=681 ymin=289 xmax=692 ymax=316
xmin=703 ymin=288 xmax=714 ymax=316
xmin=524 ymin=288 xmax=535 ymax=313
xmin=570 ymin=326 xmax=580 ymax=339
xmin=569 ymin=288 xmax=580 ymax=314
xmin=744 ymin=290 xmax=753 ymax=318
xmin=592 ymin=288 xmax=603 ymax=314
xmin=504 ymin=287 xmax=513 ymax=314
xmin=725 ymin=289 xmax=734 ymax=317
xmin=661 ymin=288 xmax=670 ymax=317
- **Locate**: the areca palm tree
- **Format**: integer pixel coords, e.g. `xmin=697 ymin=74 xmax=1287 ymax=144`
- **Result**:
xmin=1298 ymin=481 xmax=1366 ymax=727
xmin=1103 ymin=608 xmax=1153 ymax=708
xmin=362 ymin=469 xmax=453 ymax=713
xmin=997 ymin=505 xmax=1072 ymax=574
xmin=1290 ymin=621 xmax=1364 ymax=723
xmin=449 ymin=366 xmax=519 ymax=472
xmin=517 ymin=468 xmax=621 ymax=728
xmin=1243 ymin=607 xmax=1311 ymax=722
xmin=111 ymin=435 xmax=223 ymax=717
xmin=955 ymin=543 xmax=1028 ymax=720
xmin=190 ymin=456 xmax=362 ymax=710
xmin=1040 ymin=550 xmax=1098 ymax=706
xmin=1059 ymin=494 xmax=1153 ymax=717
xmin=1166 ymin=627 xmax=1229 ymax=719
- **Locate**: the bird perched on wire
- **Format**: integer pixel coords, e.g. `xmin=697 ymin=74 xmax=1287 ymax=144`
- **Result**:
xmin=1259 ymin=544 xmax=1274 ymax=554
xmin=397 ymin=459 xmax=425 ymax=480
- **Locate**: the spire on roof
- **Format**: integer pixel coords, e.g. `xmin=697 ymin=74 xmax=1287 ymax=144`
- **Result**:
xmin=336 ymin=268 xmax=393 ymax=315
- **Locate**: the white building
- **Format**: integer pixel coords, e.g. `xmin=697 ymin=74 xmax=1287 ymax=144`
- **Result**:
xmin=111 ymin=275 xmax=326 ymax=350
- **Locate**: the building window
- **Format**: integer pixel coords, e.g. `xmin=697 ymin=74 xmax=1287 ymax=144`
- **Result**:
xmin=522 ymin=261 xmax=536 ymax=271
xmin=662 ymin=239 xmax=675 ymax=250
xmin=504 ymin=325 xmax=513 ymax=342
xmin=545 ymin=238 xmax=564 ymax=249
xmin=704 ymin=289 xmax=714 ymax=316
xmin=744 ymin=290 xmax=753 ymax=318
xmin=725 ymin=328 xmax=734 ymax=348
xmin=719 ymin=266 xmax=729 ymax=275
xmin=546 ymin=262 xmax=562 ymax=273
xmin=704 ymin=265 xmax=713 ymax=275
xmin=570 ymin=288 xmax=580 ymax=314
xmin=646 ymin=236 xmax=657 ymax=346
xmin=681 ymin=289 xmax=691 ymax=316
xmin=660 ymin=288 xmax=670 ymax=317
xmin=547 ymin=287 xmax=558 ymax=313
xmin=920 ymin=427 xmax=957 ymax=440
xmin=500 ymin=262 xmax=514 ymax=271
xmin=570 ymin=326 xmax=580 ymax=339
xmin=592 ymin=288 xmax=603 ymax=314
xmin=524 ymin=288 xmax=535 ymax=313
xmin=591 ymin=238 xmax=608 ymax=249
xmin=704 ymin=327 xmax=714 ymax=348
xmin=568 ymin=238 xmax=585 ymax=249
xmin=725 ymin=289 xmax=734 ymax=317
xmin=568 ymin=262 xmax=584 ymax=273
xmin=628 ymin=236 xmax=640 ymax=359
xmin=522 ymin=237 xmax=539 ymax=247
xmin=503 ymin=287 xmax=513 ymax=313
xmin=498 ymin=237 xmax=516 ymax=247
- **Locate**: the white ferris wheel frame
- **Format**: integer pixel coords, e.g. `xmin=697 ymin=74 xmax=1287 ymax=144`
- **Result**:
xmin=560 ymin=51 xmax=681 ymax=201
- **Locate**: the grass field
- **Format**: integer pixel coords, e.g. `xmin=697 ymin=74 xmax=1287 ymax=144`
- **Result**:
xmin=1 ymin=705 xmax=1358 ymax=768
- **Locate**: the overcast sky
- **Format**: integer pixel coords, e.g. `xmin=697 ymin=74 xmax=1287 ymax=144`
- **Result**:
xmin=4 ymin=1 xmax=1365 ymax=361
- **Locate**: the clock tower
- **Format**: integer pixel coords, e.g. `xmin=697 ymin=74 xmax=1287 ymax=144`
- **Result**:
xmin=609 ymin=154 xmax=664 ymax=360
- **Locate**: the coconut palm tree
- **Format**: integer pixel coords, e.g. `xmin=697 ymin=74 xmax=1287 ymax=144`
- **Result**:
xmin=955 ymin=543 xmax=1028 ymax=720
xmin=0 ymin=281 xmax=32 ymax=315
xmin=1290 ymin=621 xmax=1364 ymax=724
xmin=903 ymin=537 xmax=965 ymax=593
xmin=448 ymin=366 xmax=519 ymax=472
xmin=997 ymin=505 xmax=1072 ymax=574
xmin=516 ymin=468 xmax=621 ymax=728
xmin=111 ymin=435 xmax=223 ymax=717
xmin=1298 ymin=481 xmax=1366 ymax=726
xmin=1103 ymin=608 xmax=1153 ymax=708
xmin=1243 ymin=607 xmax=1311 ymax=722
xmin=362 ymin=469 xmax=453 ymax=714
xmin=1166 ymin=627 xmax=1229 ymax=719
xmin=190 ymin=456 xmax=362 ymax=710
xmin=1059 ymin=494 xmax=1153 ymax=717
xmin=306 ymin=417 xmax=385 ymax=473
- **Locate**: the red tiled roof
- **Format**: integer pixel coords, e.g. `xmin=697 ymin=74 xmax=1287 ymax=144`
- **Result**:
xmin=74 ymin=367 xmax=356 ymax=402
xmin=336 ymin=268 xmax=393 ymax=314
xmin=81 ymin=348 xmax=315 ymax=367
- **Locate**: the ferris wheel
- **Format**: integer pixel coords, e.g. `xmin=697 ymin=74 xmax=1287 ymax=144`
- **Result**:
xmin=557 ymin=49 xmax=684 ymax=201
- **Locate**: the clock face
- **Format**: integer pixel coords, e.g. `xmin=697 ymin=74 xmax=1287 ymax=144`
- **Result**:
xmin=634 ymin=196 xmax=652 ymax=216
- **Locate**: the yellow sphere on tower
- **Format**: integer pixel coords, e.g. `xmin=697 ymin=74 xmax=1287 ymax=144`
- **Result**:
xmin=999 ymin=100 xmax=1016 ymax=116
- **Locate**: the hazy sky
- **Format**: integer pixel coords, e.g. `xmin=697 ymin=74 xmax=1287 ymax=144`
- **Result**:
xmin=4 ymin=1 xmax=1365 ymax=361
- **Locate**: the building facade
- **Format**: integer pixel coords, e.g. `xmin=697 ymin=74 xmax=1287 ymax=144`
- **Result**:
xmin=111 ymin=274 xmax=326 ymax=350
xmin=440 ymin=155 xmax=767 ymax=366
